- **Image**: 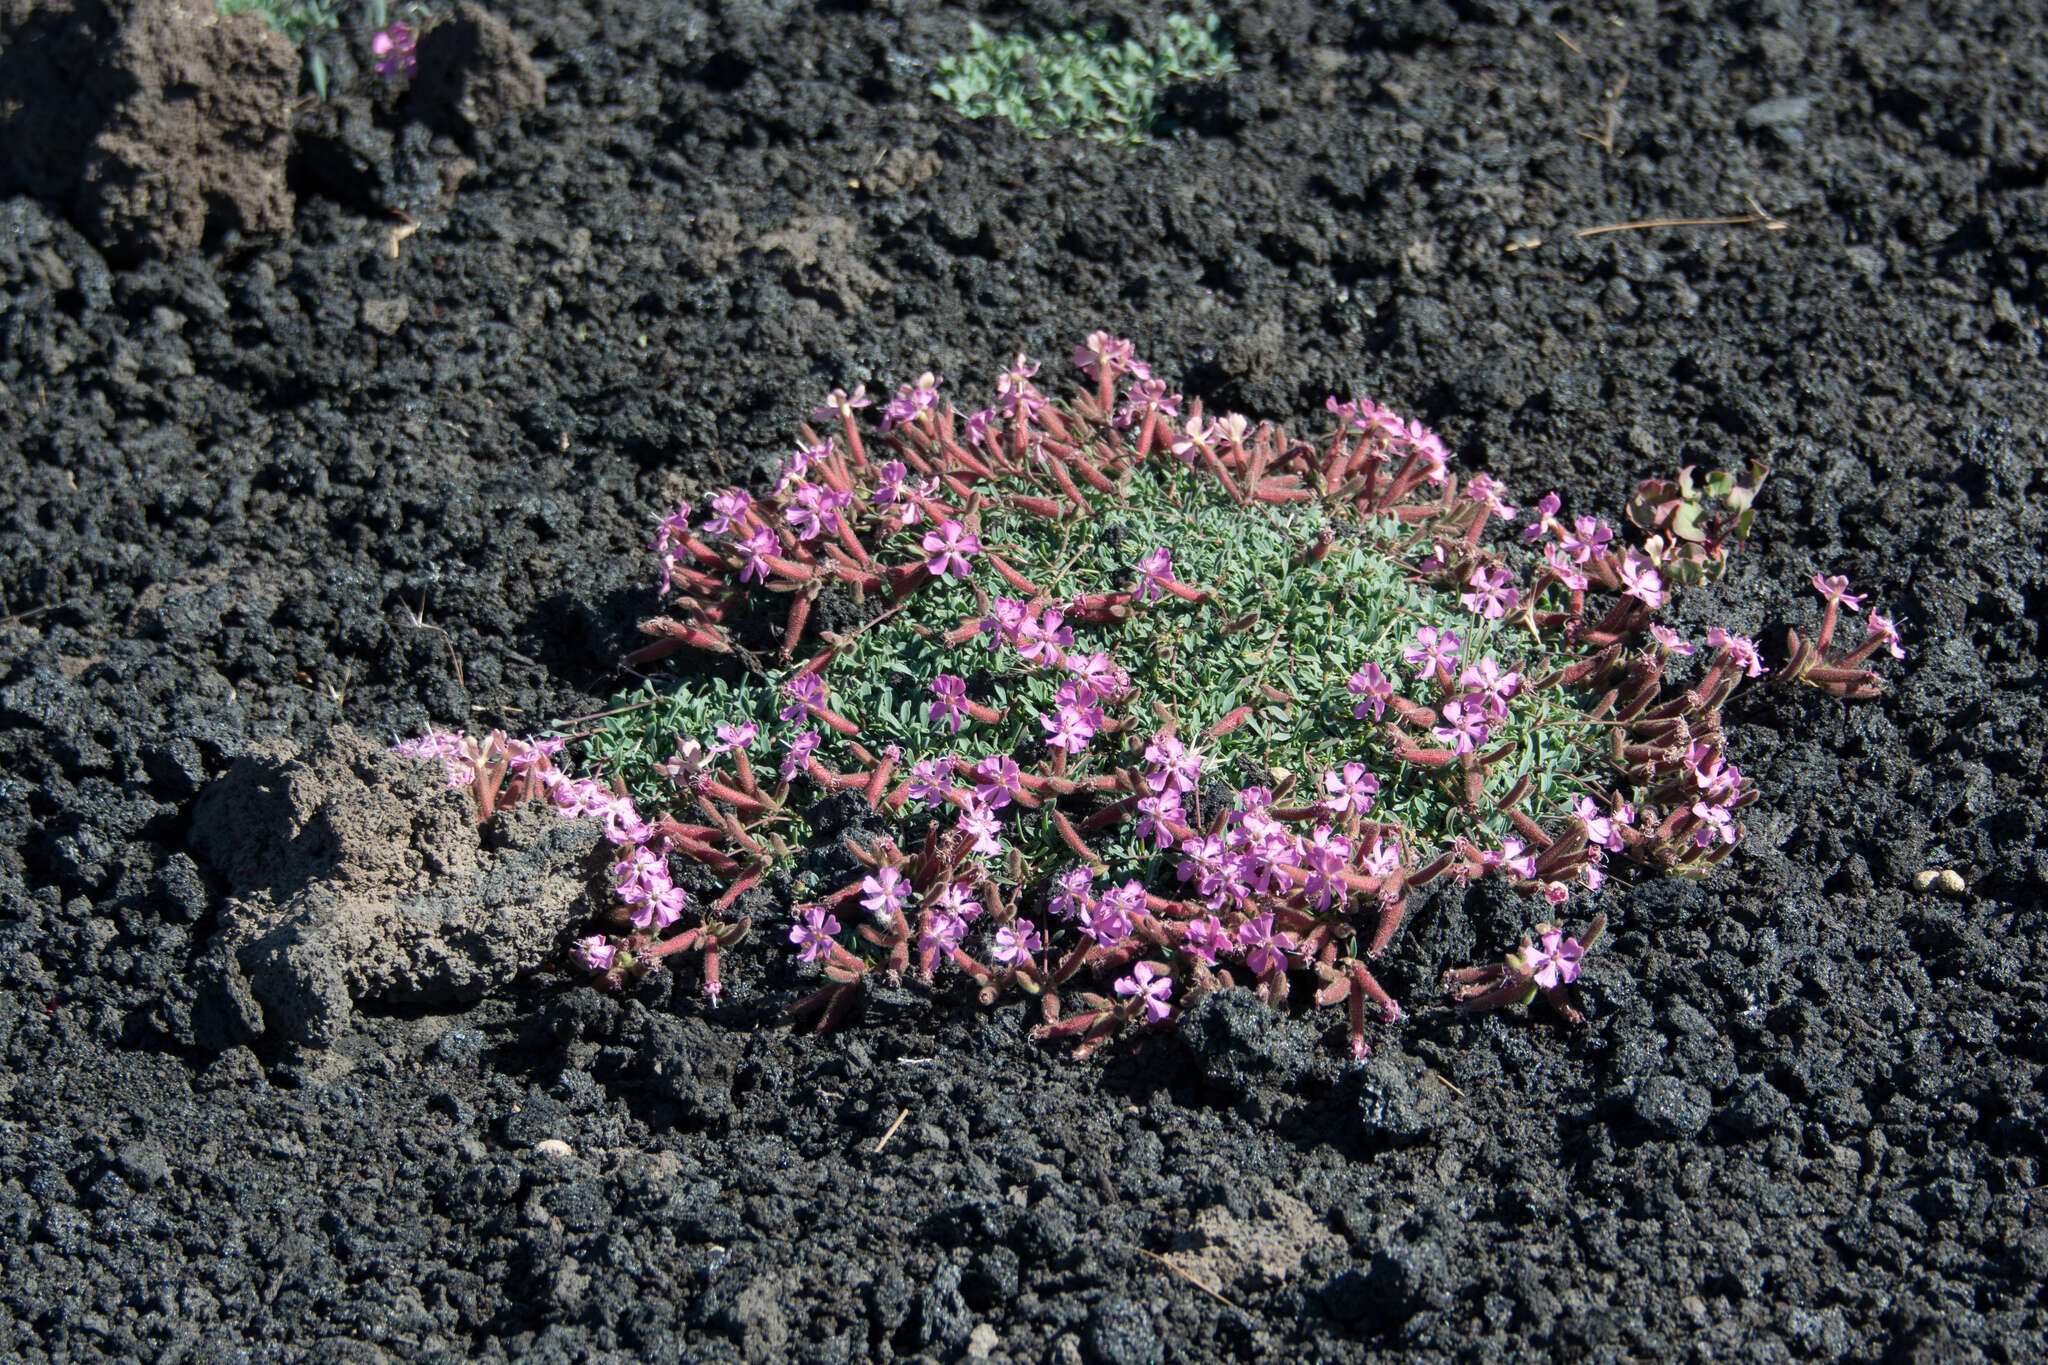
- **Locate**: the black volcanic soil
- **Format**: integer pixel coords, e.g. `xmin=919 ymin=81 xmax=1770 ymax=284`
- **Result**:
xmin=4 ymin=1 xmax=2047 ymax=1361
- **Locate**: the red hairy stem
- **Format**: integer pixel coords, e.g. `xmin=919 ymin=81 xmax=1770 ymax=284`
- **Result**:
xmin=1011 ymin=494 xmax=1069 ymax=520
xmin=781 ymin=594 xmax=811 ymax=658
xmin=984 ymin=552 xmax=1042 ymax=595
xmin=1365 ymin=887 xmax=1411 ymax=957
xmin=701 ymin=779 xmax=769 ymax=813
xmin=1049 ymin=808 xmax=1108 ymax=864
xmin=887 ymin=562 xmax=935 ymax=600
xmin=1204 ymin=704 xmax=1257 ymax=741
xmin=712 ymin=871 xmax=762 ymax=912
xmin=803 ymin=703 xmax=863 ymax=738
xmin=1043 ymin=453 xmax=1094 ymax=512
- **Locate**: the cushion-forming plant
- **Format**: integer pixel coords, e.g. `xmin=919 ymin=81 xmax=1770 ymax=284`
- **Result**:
xmin=397 ymin=336 xmax=1900 ymax=1058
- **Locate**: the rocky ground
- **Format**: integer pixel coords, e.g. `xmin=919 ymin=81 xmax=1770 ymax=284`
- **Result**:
xmin=2 ymin=0 xmax=2045 ymax=1361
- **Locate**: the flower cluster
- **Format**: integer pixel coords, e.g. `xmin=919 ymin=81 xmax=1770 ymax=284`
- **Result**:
xmin=397 ymin=335 xmax=1901 ymax=1059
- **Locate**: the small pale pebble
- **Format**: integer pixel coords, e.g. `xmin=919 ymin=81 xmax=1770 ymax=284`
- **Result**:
xmin=534 ymin=1139 xmax=574 ymax=1160
xmin=1912 ymin=868 xmax=1967 ymax=896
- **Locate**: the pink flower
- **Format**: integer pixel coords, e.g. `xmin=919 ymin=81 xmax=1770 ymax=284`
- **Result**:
xmin=713 ymin=722 xmax=758 ymax=754
xmin=1047 ymin=867 xmax=1094 ymax=921
xmin=370 ymin=22 xmax=417 ymax=79
xmin=1691 ymin=801 xmax=1737 ymax=848
xmin=1041 ymin=703 xmax=1100 ymax=755
xmin=1115 ymin=962 xmax=1175 ymax=1023
xmin=1402 ymin=626 xmax=1463 ymax=681
xmin=1236 ymin=913 xmax=1297 ymax=977
xmin=812 ymin=385 xmax=870 ymax=422
xmin=1143 ymin=733 xmax=1202 ymax=795
xmin=1523 ymin=490 xmax=1563 ymax=542
xmin=1650 ymin=624 xmax=1694 ymax=656
xmin=1014 ymin=608 xmax=1072 ymax=665
xmin=1543 ymin=544 xmax=1589 ymax=592
xmin=1864 ymin=610 xmax=1905 ymax=660
xmin=1432 ymin=699 xmax=1490 ymax=755
xmin=906 ymin=756 xmax=955 ymax=808
xmin=789 ymin=906 xmax=841 ymax=962
xmin=703 ymin=488 xmax=752 ymax=537
xmin=929 ymin=674 xmax=970 ymax=733
xmin=1457 ymin=656 xmax=1523 ymax=721
xmin=920 ymin=909 xmax=972 ymax=956
xmin=1464 ymin=474 xmax=1516 ymax=521
xmin=737 ymin=527 xmax=777 ymax=584
xmin=1811 ymin=573 xmax=1865 ymax=611
xmin=1073 ymin=332 xmax=1148 ymax=380
xmin=1617 ymin=550 xmax=1665 ymax=609
xmin=1113 ymin=379 xmax=1181 ymax=429
xmin=1347 ymin=664 xmax=1394 ymax=720
xmin=1081 ymin=894 xmax=1134 ymax=947
xmin=881 ymin=372 xmax=943 ymax=431
xmin=1134 ymin=793 xmax=1184 ymax=849
xmin=1179 ymin=915 xmax=1232 ymax=966
xmin=1573 ymin=796 xmax=1625 ymax=852
xmin=652 ymin=502 xmax=694 ymax=552
xmin=1321 ymin=762 xmax=1380 ymax=814
xmin=991 ymin=920 xmax=1043 ymax=965
xmin=1134 ymin=547 xmax=1176 ymax=603
xmin=922 ymin=519 xmax=982 ymax=579
xmin=973 ymin=755 xmax=1023 ymax=810
xmin=573 ymin=934 xmax=616 ymax=972
xmin=779 ymin=728 xmax=820 ymax=783
xmin=1706 ymin=628 xmax=1766 ymax=678
xmin=780 ymin=672 xmax=826 ymax=721
xmin=1517 ymin=930 xmax=1584 ymax=989
xmin=956 ymin=800 xmax=1004 ymax=855
xmin=860 ymin=866 xmax=912 ymax=919
xmin=1560 ymin=517 xmax=1614 ymax=564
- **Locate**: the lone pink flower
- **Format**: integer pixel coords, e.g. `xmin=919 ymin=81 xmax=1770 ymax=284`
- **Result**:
xmin=1114 ymin=962 xmax=1174 ymax=1023
xmin=922 ymin=519 xmax=982 ymax=579
xmin=1518 ymin=930 xmax=1584 ymax=989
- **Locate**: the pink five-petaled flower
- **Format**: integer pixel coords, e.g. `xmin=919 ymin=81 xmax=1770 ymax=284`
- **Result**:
xmin=1811 ymin=573 xmax=1866 ymax=612
xmin=1047 ymin=866 xmax=1094 ymax=921
xmin=1464 ymin=474 xmax=1516 ymax=521
xmin=1573 ymin=796 xmax=1629 ymax=853
xmin=906 ymin=756 xmax=955 ymax=809
xmin=922 ymin=519 xmax=982 ymax=579
xmin=1041 ymin=703 xmax=1099 ymax=755
xmin=1432 ymin=699 xmax=1491 ymax=756
xmin=1650 ymin=624 xmax=1695 ymax=656
xmin=737 ymin=526 xmax=777 ymax=584
xmin=1560 ymin=516 xmax=1615 ymax=564
xmin=652 ymin=501 xmax=693 ymax=552
xmin=573 ymin=934 xmax=616 ymax=973
xmin=1691 ymin=800 xmax=1737 ymax=848
xmin=1518 ymin=930 xmax=1584 ymax=990
xmin=1237 ymin=913 xmax=1297 ymax=977
xmin=973 ymin=754 xmax=1023 ymax=810
xmin=929 ymin=674 xmax=970 ymax=733
xmin=1543 ymin=543 xmax=1590 ymax=592
xmin=881 ymin=372 xmax=943 ymax=431
xmin=990 ymin=920 xmax=1043 ymax=966
xmin=1522 ymin=490 xmax=1563 ymax=542
xmin=811 ymin=385 xmax=870 ymax=423
xmin=957 ymin=800 xmax=1004 ymax=855
xmin=1134 ymin=793 xmax=1183 ymax=848
xmin=780 ymin=671 xmax=825 ymax=721
xmin=1142 ymin=733 xmax=1201 ymax=794
xmin=1114 ymin=379 xmax=1181 ymax=429
xmin=1321 ymin=762 xmax=1380 ymax=814
xmin=1179 ymin=915 xmax=1232 ymax=966
xmin=1114 ymin=962 xmax=1175 ymax=1023
xmin=1347 ymin=663 xmax=1394 ymax=720
xmin=1133 ymin=547 xmax=1177 ymax=603
xmin=1074 ymin=331 xmax=1148 ymax=380
xmin=704 ymin=488 xmax=752 ymax=537
xmin=1617 ymin=550 xmax=1666 ymax=609
xmin=713 ymin=721 xmax=758 ymax=754
xmin=1458 ymin=656 xmax=1523 ymax=721
xmin=1403 ymin=625 xmax=1462 ymax=681
xmin=859 ymin=867 xmax=912 ymax=919
xmin=1706 ymin=627 xmax=1767 ymax=678
xmin=370 ymin=22 xmax=417 ymax=79
xmin=1864 ymin=610 xmax=1905 ymax=660
xmin=779 ymin=728 xmax=820 ymax=783
xmin=789 ymin=906 xmax=841 ymax=963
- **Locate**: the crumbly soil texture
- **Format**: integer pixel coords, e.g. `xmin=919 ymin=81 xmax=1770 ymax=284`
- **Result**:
xmin=3 ymin=1 xmax=2046 ymax=1361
